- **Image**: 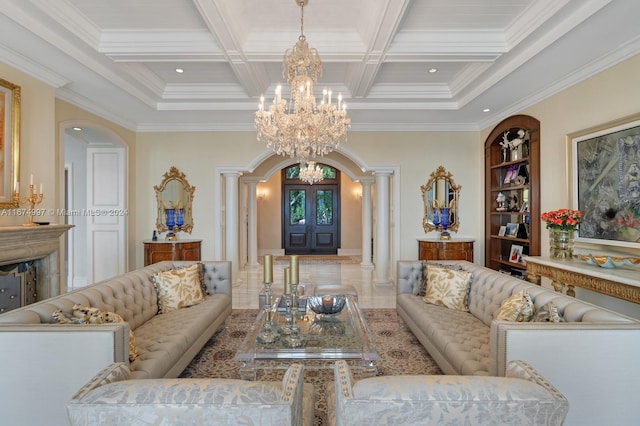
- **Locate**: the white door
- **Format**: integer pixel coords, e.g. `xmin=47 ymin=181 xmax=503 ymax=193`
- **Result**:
xmin=86 ymin=147 xmax=127 ymax=282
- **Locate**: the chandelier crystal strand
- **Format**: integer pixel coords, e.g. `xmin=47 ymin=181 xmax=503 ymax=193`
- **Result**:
xmin=299 ymin=161 xmax=324 ymax=185
xmin=255 ymin=0 xmax=350 ymax=161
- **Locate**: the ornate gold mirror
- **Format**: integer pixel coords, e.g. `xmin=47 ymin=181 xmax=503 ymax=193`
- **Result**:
xmin=154 ymin=167 xmax=195 ymax=234
xmin=421 ymin=166 xmax=461 ymax=239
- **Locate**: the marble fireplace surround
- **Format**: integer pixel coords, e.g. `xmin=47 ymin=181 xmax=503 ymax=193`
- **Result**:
xmin=0 ymin=224 xmax=73 ymax=301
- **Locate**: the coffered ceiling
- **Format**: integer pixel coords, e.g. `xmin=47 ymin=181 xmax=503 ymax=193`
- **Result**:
xmin=1 ymin=0 xmax=639 ymax=132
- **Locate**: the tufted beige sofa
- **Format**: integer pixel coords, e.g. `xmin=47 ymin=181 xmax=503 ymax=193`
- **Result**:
xmin=67 ymin=361 xmax=315 ymax=426
xmin=0 ymin=260 xmax=232 ymax=426
xmin=397 ymin=260 xmax=640 ymax=426
xmin=327 ymin=359 xmax=569 ymax=426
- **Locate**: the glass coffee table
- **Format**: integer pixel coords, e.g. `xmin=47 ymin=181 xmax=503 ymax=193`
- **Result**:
xmin=234 ymin=294 xmax=380 ymax=380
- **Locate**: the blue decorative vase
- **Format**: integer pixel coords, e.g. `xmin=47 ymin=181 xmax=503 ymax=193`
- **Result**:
xmin=165 ymin=209 xmax=176 ymax=228
xmin=439 ymin=207 xmax=451 ymax=240
xmin=176 ymin=209 xmax=184 ymax=227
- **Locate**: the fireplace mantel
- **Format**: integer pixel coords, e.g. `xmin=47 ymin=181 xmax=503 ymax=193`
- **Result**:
xmin=0 ymin=224 xmax=73 ymax=300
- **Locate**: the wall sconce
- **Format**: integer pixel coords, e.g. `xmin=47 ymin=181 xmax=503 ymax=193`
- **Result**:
xmin=258 ymin=189 xmax=268 ymax=199
xmin=354 ymin=189 xmax=362 ymax=200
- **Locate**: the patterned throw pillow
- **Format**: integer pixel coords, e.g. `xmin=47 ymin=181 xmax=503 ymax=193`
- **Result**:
xmin=422 ymin=265 xmax=473 ymax=311
xmin=152 ymin=263 xmax=205 ymax=314
xmin=495 ymin=290 xmax=535 ymax=322
xmin=534 ymin=301 xmax=564 ymax=322
xmin=417 ymin=261 xmax=464 ymax=297
xmin=51 ymin=304 xmax=139 ymax=362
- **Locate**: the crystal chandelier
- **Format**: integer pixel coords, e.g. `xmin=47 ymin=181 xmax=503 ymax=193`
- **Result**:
xmin=299 ymin=161 xmax=324 ymax=185
xmin=255 ymin=0 xmax=350 ymax=161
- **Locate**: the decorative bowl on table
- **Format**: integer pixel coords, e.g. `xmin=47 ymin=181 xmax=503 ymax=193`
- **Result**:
xmin=577 ymin=254 xmax=640 ymax=269
xmin=307 ymin=295 xmax=346 ymax=316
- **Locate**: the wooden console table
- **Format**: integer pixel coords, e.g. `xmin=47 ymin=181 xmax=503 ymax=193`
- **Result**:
xmin=526 ymin=256 xmax=640 ymax=304
xmin=143 ymin=239 xmax=202 ymax=266
xmin=417 ymin=238 xmax=474 ymax=262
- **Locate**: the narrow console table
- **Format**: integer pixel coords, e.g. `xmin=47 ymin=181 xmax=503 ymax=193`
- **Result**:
xmin=417 ymin=238 xmax=474 ymax=262
xmin=526 ymin=256 xmax=640 ymax=304
xmin=143 ymin=239 xmax=202 ymax=266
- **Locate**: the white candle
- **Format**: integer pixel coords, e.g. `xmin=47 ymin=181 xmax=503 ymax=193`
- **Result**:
xmin=30 ymin=174 xmax=34 ymax=186
xmin=40 ymin=184 xmax=43 ymax=195
xmin=15 ymin=181 xmax=19 ymax=193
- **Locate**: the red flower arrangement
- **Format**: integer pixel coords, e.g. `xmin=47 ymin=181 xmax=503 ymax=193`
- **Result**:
xmin=541 ymin=209 xmax=582 ymax=231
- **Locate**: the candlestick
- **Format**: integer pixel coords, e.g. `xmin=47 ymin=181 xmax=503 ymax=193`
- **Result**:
xmin=290 ymin=255 xmax=299 ymax=285
xmin=263 ymin=254 xmax=273 ymax=284
xmin=284 ymin=267 xmax=291 ymax=295
xmin=13 ymin=179 xmax=45 ymax=227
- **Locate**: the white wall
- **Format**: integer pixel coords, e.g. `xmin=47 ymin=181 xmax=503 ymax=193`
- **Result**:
xmin=134 ymin=130 xmax=482 ymax=267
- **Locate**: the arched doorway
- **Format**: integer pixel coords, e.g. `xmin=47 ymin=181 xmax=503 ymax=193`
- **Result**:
xmin=61 ymin=121 xmax=128 ymax=290
xmin=282 ymin=163 xmax=340 ymax=255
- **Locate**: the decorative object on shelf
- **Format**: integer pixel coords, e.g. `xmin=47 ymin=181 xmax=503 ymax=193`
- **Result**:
xmin=577 ymin=254 xmax=640 ymax=269
xmin=152 ymin=230 xmax=158 ymax=241
xmin=541 ymin=209 xmax=582 ymax=259
xmin=421 ymin=166 xmax=461 ymax=238
xmin=299 ymin=161 xmax=324 ymax=184
xmin=13 ymin=175 xmax=44 ymax=226
xmin=501 ymin=129 xmax=529 ymax=162
xmin=154 ymin=166 xmax=195 ymax=235
xmin=496 ymin=192 xmax=507 ymax=211
xmin=255 ymin=0 xmax=350 ymax=162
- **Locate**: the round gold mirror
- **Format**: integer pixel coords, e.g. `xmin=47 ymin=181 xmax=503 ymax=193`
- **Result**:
xmin=421 ymin=166 xmax=461 ymax=238
xmin=154 ymin=167 xmax=195 ymax=234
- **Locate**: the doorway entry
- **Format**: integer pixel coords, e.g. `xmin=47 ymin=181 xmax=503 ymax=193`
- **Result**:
xmin=282 ymin=164 xmax=340 ymax=255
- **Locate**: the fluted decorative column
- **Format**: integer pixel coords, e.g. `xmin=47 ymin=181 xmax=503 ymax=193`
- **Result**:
xmin=224 ymin=172 xmax=242 ymax=285
xmin=245 ymin=179 xmax=260 ymax=269
xmin=373 ymin=170 xmax=393 ymax=285
xmin=360 ymin=178 xmax=374 ymax=268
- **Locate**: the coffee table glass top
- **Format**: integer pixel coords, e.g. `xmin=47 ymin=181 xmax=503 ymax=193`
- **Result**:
xmin=234 ymin=295 xmax=380 ymax=370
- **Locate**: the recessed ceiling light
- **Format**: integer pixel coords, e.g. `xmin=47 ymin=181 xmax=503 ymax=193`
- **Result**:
xmin=175 ymin=68 xmax=184 ymax=73
xmin=428 ymin=68 xmax=437 ymax=73
xmin=72 ymin=127 xmax=82 ymax=131
xmin=483 ymin=108 xmax=491 ymax=113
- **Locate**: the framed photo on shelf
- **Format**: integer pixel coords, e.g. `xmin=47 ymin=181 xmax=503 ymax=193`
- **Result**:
xmin=519 ymin=201 xmax=529 ymax=213
xmin=569 ymin=113 xmax=640 ymax=248
xmin=498 ymin=225 xmax=507 ymax=236
xmin=505 ymin=222 xmax=519 ymax=238
xmin=509 ymin=244 xmax=524 ymax=264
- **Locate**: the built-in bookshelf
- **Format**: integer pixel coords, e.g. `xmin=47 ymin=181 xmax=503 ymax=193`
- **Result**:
xmin=484 ymin=115 xmax=540 ymax=277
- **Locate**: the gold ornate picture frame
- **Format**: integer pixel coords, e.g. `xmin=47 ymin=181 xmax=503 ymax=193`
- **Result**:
xmin=568 ymin=113 xmax=640 ymax=248
xmin=0 ymin=78 xmax=20 ymax=208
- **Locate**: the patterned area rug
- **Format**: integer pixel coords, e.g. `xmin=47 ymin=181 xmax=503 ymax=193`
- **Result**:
xmin=180 ymin=309 xmax=442 ymax=426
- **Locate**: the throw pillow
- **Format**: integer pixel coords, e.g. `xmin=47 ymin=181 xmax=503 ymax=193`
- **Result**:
xmin=422 ymin=265 xmax=473 ymax=311
xmin=495 ymin=290 xmax=535 ymax=322
xmin=152 ymin=263 xmax=205 ymax=314
xmin=197 ymin=262 xmax=210 ymax=295
xmin=52 ymin=304 xmax=138 ymax=362
xmin=417 ymin=261 xmax=464 ymax=297
xmin=533 ymin=301 xmax=564 ymax=323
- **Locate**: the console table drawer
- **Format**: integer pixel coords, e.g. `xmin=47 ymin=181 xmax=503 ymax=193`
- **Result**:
xmin=143 ymin=240 xmax=202 ymax=266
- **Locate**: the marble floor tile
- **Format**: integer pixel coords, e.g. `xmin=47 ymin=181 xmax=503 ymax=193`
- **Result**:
xmin=232 ymin=263 xmax=396 ymax=309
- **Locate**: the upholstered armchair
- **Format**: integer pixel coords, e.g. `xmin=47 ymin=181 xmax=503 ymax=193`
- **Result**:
xmin=327 ymin=359 xmax=568 ymax=426
xmin=67 ymin=362 xmax=315 ymax=426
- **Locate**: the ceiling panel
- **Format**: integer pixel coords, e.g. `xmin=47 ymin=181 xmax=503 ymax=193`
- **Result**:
xmin=0 ymin=0 xmax=637 ymax=131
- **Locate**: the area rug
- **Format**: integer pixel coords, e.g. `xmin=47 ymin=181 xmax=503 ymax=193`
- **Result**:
xmin=180 ymin=309 xmax=442 ymax=426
